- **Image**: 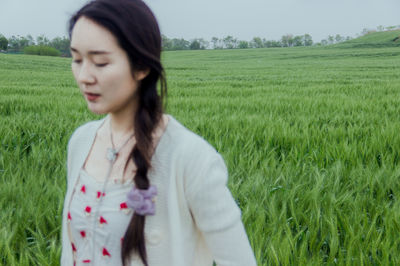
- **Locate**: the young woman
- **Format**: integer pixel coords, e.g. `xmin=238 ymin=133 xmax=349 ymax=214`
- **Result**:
xmin=61 ymin=0 xmax=256 ymax=265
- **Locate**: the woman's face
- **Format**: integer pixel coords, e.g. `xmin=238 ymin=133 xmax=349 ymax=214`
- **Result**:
xmin=70 ymin=17 xmax=147 ymax=115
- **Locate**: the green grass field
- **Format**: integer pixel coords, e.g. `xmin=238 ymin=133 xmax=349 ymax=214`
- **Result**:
xmin=337 ymin=30 xmax=400 ymax=48
xmin=1 ymin=35 xmax=400 ymax=265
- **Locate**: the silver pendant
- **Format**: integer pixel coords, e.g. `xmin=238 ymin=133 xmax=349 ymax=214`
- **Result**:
xmin=106 ymin=148 xmax=118 ymax=162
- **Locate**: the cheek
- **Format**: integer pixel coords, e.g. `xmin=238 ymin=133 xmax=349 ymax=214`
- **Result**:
xmin=71 ymin=65 xmax=80 ymax=82
xmin=71 ymin=66 xmax=86 ymax=94
xmin=104 ymin=67 xmax=137 ymax=93
xmin=109 ymin=64 xmax=132 ymax=82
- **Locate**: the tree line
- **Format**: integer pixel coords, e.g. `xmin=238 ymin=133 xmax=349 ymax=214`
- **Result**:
xmin=1 ymin=25 xmax=399 ymax=55
xmin=0 ymin=32 xmax=356 ymax=53
xmin=162 ymin=24 xmax=400 ymax=50
xmin=0 ymin=33 xmax=353 ymax=54
xmin=163 ymin=34 xmax=333 ymax=50
xmin=0 ymin=34 xmax=70 ymax=56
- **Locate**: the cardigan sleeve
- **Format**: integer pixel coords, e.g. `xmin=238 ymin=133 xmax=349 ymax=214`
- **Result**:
xmin=184 ymin=142 xmax=257 ymax=266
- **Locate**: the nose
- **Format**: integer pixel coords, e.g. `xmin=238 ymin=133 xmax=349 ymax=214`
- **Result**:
xmin=77 ymin=61 xmax=96 ymax=85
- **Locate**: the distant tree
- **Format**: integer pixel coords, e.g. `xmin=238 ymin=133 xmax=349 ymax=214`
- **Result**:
xmin=26 ymin=34 xmax=35 ymax=46
xmin=281 ymin=34 xmax=294 ymax=47
xmin=345 ymin=36 xmax=352 ymax=41
xmin=263 ymin=40 xmax=273 ymax=48
xmin=327 ymin=35 xmax=335 ymax=44
xmin=377 ymin=25 xmax=385 ymax=32
xmin=281 ymin=36 xmax=288 ymax=47
xmin=211 ymin=37 xmax=221 ymax=49
xmin=267 ymin=40 xmax=282 ymax=47
xmin=8 ymin=35 xmax=32 ymax=52
xmin=222 ymin=35 xmax=237 ymax=49
xmin=18 ymin=36 xmax=31 ymax=49
xmin=250 ymin=37 xmax=263 ymax=48
xmin=189 ymin=40 xmax=200 ymax=50
xmin=198 ymin=38 xmax=209 ymax=49
xmin=303 ymin=34 xmax=313 ymax=46
xmin=335 ymin=34 xmax=344 ymax=43
xmin=287 ymin=35 xmax=294 ymax=47
xmin=161 ymin=34 xmax=172 ymax=50
xmin=232 ymin=38 xmax=238 ymax=48
xmin=238 ymin=40 xmax=249 ymax=49
xmin=320 ymin=39 xmax=328 ymax=46
xmin=36 ymin=34 xmax=50 ymax=46
xmin=49 ymin=36 xmax=70 ymax=56
xmin=0 ymin=34 xmax=8 ymax=50
xmin=8 ymin=36 xmax=19 ymax=51
xmin=293 ymin=35 xmax=303 ymax=46
xmin=262 ymin=38 xmax=267 ymax=47
xmin=189 ymin=38 xmax=208 ymax=50
xmin=170 ymin=38 xmax=190 ymax=50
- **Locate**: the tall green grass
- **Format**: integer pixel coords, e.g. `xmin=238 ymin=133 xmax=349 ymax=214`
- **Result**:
xmin=1 ymin=46 xmax=400 ymax=265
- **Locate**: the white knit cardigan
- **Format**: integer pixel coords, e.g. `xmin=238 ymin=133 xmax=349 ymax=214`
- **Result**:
xmin=61 ymin=115 xmax=257 ymax=266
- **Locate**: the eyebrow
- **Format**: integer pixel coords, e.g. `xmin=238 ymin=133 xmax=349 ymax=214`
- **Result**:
xmin=70 ymin=47 xmax=111 ymax=55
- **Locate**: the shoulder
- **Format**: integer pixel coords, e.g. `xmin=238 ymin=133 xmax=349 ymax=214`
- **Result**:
xmin=160 ymin=116 xmax=227 ymax=186
xmin=163 ymin=115 xmax=221 ymax=161
xmin=68 ymin=117 xmax=106 ymax=150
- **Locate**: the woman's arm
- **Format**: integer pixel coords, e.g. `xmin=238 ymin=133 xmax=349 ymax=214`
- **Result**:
xmin=185 ymin=145 xmax=257 ymax=266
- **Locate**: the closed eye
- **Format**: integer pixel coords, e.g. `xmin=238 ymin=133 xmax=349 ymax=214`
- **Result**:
xmin=95 ymin=63 xmax=108 ymax=67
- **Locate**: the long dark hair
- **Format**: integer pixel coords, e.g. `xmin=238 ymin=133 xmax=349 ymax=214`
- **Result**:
xmin=69 ymin=0 xmax=166 ymax=265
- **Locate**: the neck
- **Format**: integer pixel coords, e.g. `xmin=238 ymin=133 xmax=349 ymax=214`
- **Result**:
xmin=109 ymin=106 xmax=136 ymax=141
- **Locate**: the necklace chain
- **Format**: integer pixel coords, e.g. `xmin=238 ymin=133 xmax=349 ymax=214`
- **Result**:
xmin=106 ymin=119 xmax=135 ymax=163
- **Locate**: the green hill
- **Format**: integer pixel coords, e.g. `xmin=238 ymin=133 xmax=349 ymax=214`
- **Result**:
xmin=337 ymin=30 xmax=400 ymax=48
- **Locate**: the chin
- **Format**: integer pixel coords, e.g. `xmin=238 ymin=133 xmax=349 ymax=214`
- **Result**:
xmin=87 ymin=104 xmax=109 ymax=115
xmin=90 ymin=110 xmax=108 ymax=115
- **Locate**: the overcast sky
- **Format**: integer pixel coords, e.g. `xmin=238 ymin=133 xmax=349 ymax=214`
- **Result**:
xmin=0 ymin=0 xmax=399 ymax=42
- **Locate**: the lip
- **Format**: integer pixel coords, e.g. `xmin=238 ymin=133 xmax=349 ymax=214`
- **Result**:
xmin=84 ymin=92 xmax=101 ymax=101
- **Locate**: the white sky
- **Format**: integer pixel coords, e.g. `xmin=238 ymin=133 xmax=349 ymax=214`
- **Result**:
xmin=0 ymin=0 xmax=399 ymax=42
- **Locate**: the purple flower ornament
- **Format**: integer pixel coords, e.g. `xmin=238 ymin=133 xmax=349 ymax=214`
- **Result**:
xmin=127 ymin=185 xmax=157 ymax=216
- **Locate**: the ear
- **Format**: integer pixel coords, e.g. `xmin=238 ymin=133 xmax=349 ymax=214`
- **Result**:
xmin=134 ymin=68 xmax=150 ymax=81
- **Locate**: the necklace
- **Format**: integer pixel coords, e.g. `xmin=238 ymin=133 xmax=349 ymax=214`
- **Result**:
xmin=91 ymin=117 xmax=135 ymax=261
xmin=106 ymin=119 xmax=135 ymax=164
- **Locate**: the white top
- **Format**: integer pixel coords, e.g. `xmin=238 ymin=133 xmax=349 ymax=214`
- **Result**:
xmin=61 ymin=115 xmax=257 ymax=266
xmin=68 ymin=169 xmax=133 ymax=265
